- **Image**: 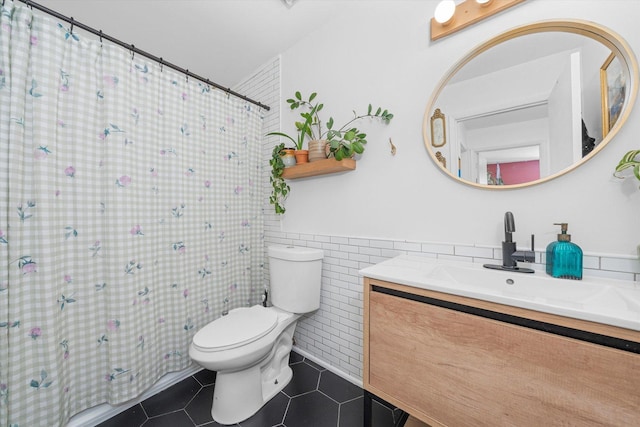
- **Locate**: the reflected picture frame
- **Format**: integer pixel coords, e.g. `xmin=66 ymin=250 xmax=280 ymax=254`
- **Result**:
xmin=430 ymin=108 xmax=447 ymax=147
xmin=600 ymin=52 xmax=626 ymax=138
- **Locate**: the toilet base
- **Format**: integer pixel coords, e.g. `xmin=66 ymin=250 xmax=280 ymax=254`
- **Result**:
xmin=211 ymin=320 xmax=297 ymax=425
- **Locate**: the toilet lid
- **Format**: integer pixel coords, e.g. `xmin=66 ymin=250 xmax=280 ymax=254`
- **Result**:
xmin=192 ymin=305 xmax=278 ymax=351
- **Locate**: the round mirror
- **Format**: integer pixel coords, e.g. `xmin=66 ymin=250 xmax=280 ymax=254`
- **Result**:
xmin=423 ymin=20 xmax=639 ymax=189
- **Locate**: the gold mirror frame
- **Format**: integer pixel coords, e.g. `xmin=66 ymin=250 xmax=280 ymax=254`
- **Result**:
xmin=423 ymin=20 xmax=639 ymax=190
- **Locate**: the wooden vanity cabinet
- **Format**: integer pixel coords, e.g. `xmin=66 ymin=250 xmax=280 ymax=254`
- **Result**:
xmin=363 ymin=278 xmax=640 ymax=427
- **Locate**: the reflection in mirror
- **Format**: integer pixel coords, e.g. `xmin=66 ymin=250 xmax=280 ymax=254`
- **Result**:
xmin=424 ymin=21 xmax=638 ymax=188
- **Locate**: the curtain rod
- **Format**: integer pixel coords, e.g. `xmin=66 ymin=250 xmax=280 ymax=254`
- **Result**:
xmin=14 ymin=0 xmax=271 ymax=111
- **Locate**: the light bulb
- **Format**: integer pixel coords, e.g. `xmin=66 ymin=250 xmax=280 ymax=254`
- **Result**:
xmin=476 ymin=0 xmax=493 ymax=6
xmin=434 ymin=0 xmax=456 ymax=25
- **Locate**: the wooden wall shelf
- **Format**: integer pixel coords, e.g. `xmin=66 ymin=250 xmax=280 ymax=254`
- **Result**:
xmin=281 ymin=158 xmax=356 ymax=179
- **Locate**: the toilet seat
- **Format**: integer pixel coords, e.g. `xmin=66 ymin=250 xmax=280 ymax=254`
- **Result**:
xmin=192 ymin=306 xmax=278 ymax=352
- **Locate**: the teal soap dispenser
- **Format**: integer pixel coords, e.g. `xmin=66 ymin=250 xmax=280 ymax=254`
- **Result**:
xmin=546 ymin=223 xmax=583 ymax=280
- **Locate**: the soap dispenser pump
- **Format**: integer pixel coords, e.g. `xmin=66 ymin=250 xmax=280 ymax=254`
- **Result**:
xmin=546 ymin=223 xmax=583 ymax=280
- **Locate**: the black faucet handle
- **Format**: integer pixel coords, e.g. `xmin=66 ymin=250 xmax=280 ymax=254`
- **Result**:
xmin=512 ymin=250 xmax=536 ymax=263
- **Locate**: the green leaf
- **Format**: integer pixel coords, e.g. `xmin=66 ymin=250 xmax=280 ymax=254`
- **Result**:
xmin=295 ymin=91 xmax=302 ymax=100
xmin=376 ymin=107 xmax=382 ymax=115
xmin=344 ymin=130 xmax=356 ymax=141
xmin=353 ymin=141 xmax=365 ymax=154
xmin=309 ymin=92 xmax=317 ymax=102
xmin=327 ymin=117 xmax=334 ymax=129
xmin=367 ymin=104 xmax=372 ymax=115
xmin=266 ymin=132 xmax=297 ymax=146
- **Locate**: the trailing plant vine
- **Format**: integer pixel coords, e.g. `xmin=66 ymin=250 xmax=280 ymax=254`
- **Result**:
xmin=269 ymin=143 xmax=290 ymax=214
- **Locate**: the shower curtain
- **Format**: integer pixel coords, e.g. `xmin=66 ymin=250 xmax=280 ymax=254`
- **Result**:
xmin=0 ymin=2 xmax=264 ymax=425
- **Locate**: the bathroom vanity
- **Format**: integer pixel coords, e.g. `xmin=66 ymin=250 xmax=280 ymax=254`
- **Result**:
xmin=361 ymin=255 xmax=640 ymax=426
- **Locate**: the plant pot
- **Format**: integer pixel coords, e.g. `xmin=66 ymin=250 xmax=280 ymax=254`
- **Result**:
xmin=308 ymin=140 xmax=328 ymax=162
xmin=294 ymin=149 xmax=309 ymax=164
xmin=281 ymin=149 xmax=296 ymax=168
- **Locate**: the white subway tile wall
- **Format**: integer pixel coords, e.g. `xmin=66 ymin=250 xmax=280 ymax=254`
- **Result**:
xmin=237 ymin=55 xmax=640 ymax=383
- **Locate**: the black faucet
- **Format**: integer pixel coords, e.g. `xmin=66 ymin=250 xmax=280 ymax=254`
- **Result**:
xmin=484 ymin=211 xmax=535 ymax=273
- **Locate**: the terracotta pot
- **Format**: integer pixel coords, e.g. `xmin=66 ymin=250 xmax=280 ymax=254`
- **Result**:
xmin=294 ymin=149 xmax=309 ymax=164
xmin=308 ymin=140 xmax=328 ymax=162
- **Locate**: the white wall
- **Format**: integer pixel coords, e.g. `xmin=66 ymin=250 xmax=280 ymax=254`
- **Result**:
xmin=251 ymin=0 xmax=640 ymax=382
xmin=277 ymin=0 xmax=640 ymax=257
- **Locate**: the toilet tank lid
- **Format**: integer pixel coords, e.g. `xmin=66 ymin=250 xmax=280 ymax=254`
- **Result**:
xmin=192 ymin=305 xmax=278 ymax=351
xmin=268 ymin=245 xmax=324 ymax=261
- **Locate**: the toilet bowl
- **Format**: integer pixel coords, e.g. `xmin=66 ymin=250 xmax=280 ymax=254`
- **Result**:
xmin=189 ymin=245 xmax=323 ymax=425
xmin=190 ymin=305 xmax=299 ymax=424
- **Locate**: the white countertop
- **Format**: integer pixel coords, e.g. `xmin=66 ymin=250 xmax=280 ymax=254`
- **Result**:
xmin=360 ymin=255 xmax=640 ymax=332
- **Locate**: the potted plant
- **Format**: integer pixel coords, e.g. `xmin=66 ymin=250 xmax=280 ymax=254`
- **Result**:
xmin=285 ymin=91 xmax=394 ymax=161
xmin=614 ymin=149 xmax=640 ymax=186
xmin=268 ymin=91 xmax=394 ymax=162
xmin=266 ymin=114 xmax=312 ymax=164
xmin=266 ymin=92 xmax=394 ymax=215
xmin=269 ymin=143 xmax=291 ymax=214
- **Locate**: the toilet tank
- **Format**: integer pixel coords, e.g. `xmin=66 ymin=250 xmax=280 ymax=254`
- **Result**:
xmin=268 ymin=245 xmax=323 ymax=314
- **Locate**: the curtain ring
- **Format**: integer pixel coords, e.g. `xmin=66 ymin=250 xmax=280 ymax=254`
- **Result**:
xmin=185 ymin=70 xmax=189 ymax=83
xmin=159 ymin=57 xmax=163 ymax=72
xmin=69 ymin=17 xmax=74 ymax=34
xmin=130 ymin=44 xmax=135 ymax=60
xmin=98 ymin=30 xmax=103 ymax=44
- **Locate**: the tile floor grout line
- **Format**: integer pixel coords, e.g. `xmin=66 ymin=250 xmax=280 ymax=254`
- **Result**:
xmin=139 ymin=403 xmax=150 ymax=426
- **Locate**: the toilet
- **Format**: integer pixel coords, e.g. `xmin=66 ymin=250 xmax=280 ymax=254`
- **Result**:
xmin=188 ymin=245 xmax=323 ymax=425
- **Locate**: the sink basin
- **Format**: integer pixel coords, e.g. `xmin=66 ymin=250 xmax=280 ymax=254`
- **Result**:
xmin=359 ymin=255 xmax=640 ymax=331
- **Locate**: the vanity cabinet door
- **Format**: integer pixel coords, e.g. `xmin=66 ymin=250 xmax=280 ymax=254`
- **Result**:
xmin=366 ymin=289 xmax=640 ymax=427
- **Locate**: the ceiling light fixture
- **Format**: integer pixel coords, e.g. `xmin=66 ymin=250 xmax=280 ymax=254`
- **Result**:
xmin=431 ymin=0 xmax=526 ymax=41
xmin=281 ymin=0 xmax=297 ymax=8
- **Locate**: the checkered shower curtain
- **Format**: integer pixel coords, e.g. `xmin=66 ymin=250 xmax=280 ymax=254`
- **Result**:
xmin=0 ymin=2 xmax=264 ymax=425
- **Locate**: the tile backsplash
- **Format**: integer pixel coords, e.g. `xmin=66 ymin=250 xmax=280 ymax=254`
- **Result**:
xmin=266 ymin=232 xmax=639 ymax=381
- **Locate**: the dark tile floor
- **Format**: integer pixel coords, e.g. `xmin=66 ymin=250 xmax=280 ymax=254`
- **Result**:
xmin=97 ymin=351 xmax=405 ymax=427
